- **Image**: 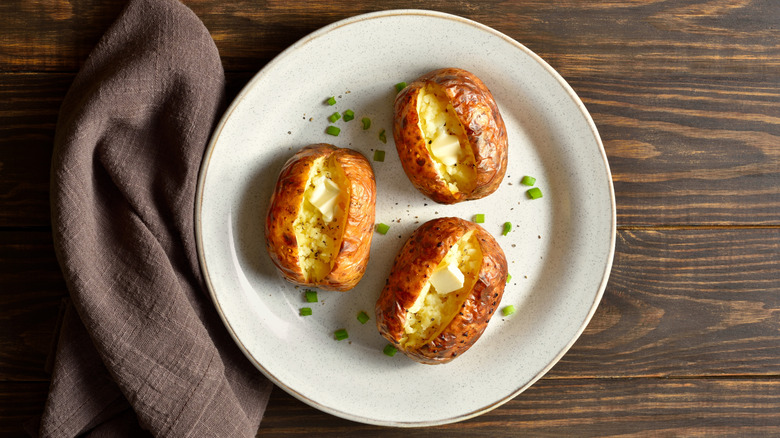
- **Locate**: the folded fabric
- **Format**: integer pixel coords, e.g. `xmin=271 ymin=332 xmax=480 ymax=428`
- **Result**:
xmin=41 ymin=0 xmax=272 ymax=436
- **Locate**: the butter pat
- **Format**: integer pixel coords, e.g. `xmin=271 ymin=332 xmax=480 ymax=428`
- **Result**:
xmin=429 ymin=261 xmax=465 ymax=294
xmin=308 ymin=176 xmax=340 ymax=222
xmin=430 ymin=133 xmax=461 ymax=166
xmin=408 ymin=283 xmax=431 ymax=314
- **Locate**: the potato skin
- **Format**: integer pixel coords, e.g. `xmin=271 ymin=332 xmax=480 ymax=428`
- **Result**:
xmin=375 ymin=217 xmax=508 ymax=364
xmin=393 ymin=68 xmax=508 ymax=204
xmin=264 ymin=144 xmax=376 ymax=291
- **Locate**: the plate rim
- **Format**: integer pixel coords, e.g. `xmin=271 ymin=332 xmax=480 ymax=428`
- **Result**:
xmin=195 ymin=8 xmax=616 ymax=427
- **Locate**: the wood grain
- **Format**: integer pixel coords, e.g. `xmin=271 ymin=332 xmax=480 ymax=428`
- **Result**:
xmin=0 ymin=232 xmax=66 ymax=381
xmin=578 ymin=76 xmax=780 ymax=226
xmin=0 ymin=72 xmax=253 ymax=227
xmin=256 ymin=378 xmax=780 ymax=437
xmin=0 ymin=74 xmax=71 ymax=227
xmin=0 ymin=72 xmax=777 ymax=227
xmin=2 ymin=229 xmax=776 ymax=381
xmin=2 ymin=378 xmax=778 ymax=437
xmin=1 ymin=1 xmax=779 ymax=436
xmin=2 ymin=0 xmax=778 ymax=79
xmin=550 ymin=228 xmax=780 ymax=378
xmin=0 ymin=382 xmax=49 ymax=436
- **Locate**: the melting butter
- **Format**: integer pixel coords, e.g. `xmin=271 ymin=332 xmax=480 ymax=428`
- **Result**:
xmin=308 ymin=176 xmax=340 ymax=222
xmin=429 ymin=261 xmax=465 ymax=294
xmin=430 ymin=132 xmax=461 ymax=166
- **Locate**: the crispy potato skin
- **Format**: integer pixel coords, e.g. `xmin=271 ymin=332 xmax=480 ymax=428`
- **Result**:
xmin=264 ymin=144 xmax=376 ymax=291
xmin=375 ymin=217 xmax=508 ymax=364
xmin=393 ymin=68 xmax=508 ymax=204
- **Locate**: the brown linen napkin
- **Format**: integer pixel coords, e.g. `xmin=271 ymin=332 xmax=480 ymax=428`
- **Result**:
xmin=41 ymin=0 xmax=272 ymax=436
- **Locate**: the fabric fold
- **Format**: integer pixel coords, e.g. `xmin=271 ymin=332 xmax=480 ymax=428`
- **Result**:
xmin=41 ymin=0 xmax=272 ymax=436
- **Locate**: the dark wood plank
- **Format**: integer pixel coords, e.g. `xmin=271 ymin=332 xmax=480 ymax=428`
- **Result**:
xmin=486 ymin=0 xmax=780 ymax=83
xmin=550 ymin=228 xmax=780 ymax=378
xmin=0 ymin=382 xmax=49 ymax=437
xmin=0 ymin=72 xmax=252 ymax=228
xmin=1 ymin=72 xmax=778 ymax=227
xmin=580 ymin=76 xmax=780 ymax=226
xmin=257 ymin=378 xmax=780 ymax=436
xmin=0 ymin=231 xmax=67 ymax=381
xmin=2 ymin=0 xmax=778 ymax=81
xmin=0 ymin=1 xmax=777 ymax=437
xmin=0 ymin=0 xmax=126 ymax=72
xmin=0 ymin=74 xmax=72 ymax=227
xmin=1 ymin=229 xmax=776 ymax=382
xmin=4 ymin=378 xmax=779 ymax=437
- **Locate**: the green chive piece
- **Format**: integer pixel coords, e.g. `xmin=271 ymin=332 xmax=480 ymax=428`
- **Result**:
xmin=395 ymin=82 xmax=407 ymax=93
xmin=521 ymin=175 xmax=536 ymax=186
xmin=328 ymin=112 xmax=341 ymax=123
xmin=326 ymin=125 xmax=340 ymax=136
xmin=379 ymin=129 xmax=387 ymax=144
xmin=375 ymin=223 xmax=390 ymax=235
xmin=473 ymin=213 xmax=485 ymax=223
xmin=326 ymin=96 xmax=336 ymax=105
xmin=502 ymin=305 xmax=516 ymax=316
xmin=506 ymin=274 xmax=512 ymax=283
xmin=343 ymin=109 xmax=355 ymax=121
xmin=299 ymin=307 xmax=312 ymax=316
xmin=527 ymin=187 xmax=543 ymax=199
xmin=334 ymin=329 xmax=349 ymax=341
xmin=357 ymin=311 xmax=370 ymax=324
xmin=502 ymin=222 xmax=512 ymax=236
xmin=383 ymin=344 xmax=398 ymax=357
xmin=373 ymin=150 xmax=385 ymax=162
xmin=305 ymin=290 xmax=318 ymax=303
xmin=361 ymin=117 xmax=371 ymax=130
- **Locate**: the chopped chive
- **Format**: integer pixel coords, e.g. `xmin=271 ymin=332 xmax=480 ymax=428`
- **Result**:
xmin=305 ymin=290 xmax=318 ymax=303
xmin=334 ymin=328 xmax=349 ymax=340
xmin=326 ymin=96 xmax=337 ymax=105
xmin=521 ymin=175 xmax=536 ymax=186
xmin=502 ymin=305 xmax=516 ymax=316
xmin=506 ymin=274 xmax=512 ymax=283
xmin=502 ymin=222 xmax=512 ymax=236
xmin=527 ymin=187 xmax=543 ymax=199
xmin=299 ymin=307 xmax=312 ymax=316
xmin=375 ymin=223 xmax=390 ymax=235
xmin=373 ymin=150 xmax=385 ymax=162
xmin=379 ymin=129 xmax=387 ymax=144
xmin=357 ymin=311 xmax=370 ymax=324
xmin=361 ymin=117 xmax=371 ymax=130
xmin=326 ymin=125 xmax=340 ymax=136
xmin=383 ymin=344 xmax=398 ymax=357
xmin=395 ymin=82 xmax=407 ymax=93
xmin=328 ymin=112 xmax=341 ymax=123
xmin=343 ymin=109 xmax=355 ymax=121
xmin=473 ymin=213 xmax=485 ymax=223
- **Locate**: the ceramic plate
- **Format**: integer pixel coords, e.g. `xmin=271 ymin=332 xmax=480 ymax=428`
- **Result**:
xmin=196 ymin=10 xmax=615 ymax=427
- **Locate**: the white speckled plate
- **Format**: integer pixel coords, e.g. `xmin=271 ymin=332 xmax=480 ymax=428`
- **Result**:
xmin=196 ymin=10 xmax=615 ymax=427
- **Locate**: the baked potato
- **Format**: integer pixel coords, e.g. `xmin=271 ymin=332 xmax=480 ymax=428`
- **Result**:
xmin=393 ymin=68 xmax=508 ymax=204
xmin=375 ymin=217 xmax=508 ymax=364
xmin=265 ymin=144 xmax=376 ymax=291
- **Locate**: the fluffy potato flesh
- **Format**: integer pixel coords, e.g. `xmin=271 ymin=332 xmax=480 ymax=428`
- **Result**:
xmin=417 ymin=84 xmax=477 ymax=195
xmin=401 ymin=230 xmax=482 ymax=348
xmin=292 ymin=156 xmax=348 ymax=282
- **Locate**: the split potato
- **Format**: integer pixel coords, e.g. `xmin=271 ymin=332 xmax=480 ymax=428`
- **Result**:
xmin=393 ymin=68 xmax=508 ymax=204
xmin=265 ymin=144 xmax=376 ymax=291
xmin=375 ymin=217 xmax=508 ymax=364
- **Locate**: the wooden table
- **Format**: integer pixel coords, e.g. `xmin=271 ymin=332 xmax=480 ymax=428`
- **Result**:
xmin=2 ymin=1 xmax=778 ymax=436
